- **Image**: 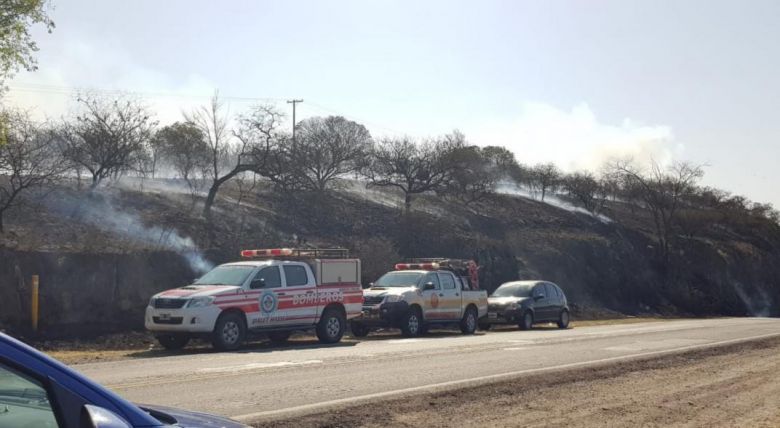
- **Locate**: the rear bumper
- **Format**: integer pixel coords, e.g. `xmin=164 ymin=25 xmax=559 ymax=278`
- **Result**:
xmin=352 ymin=302 xmax=409 ymax=327
xmin=144 ymin=305 xmax=221 ymax=334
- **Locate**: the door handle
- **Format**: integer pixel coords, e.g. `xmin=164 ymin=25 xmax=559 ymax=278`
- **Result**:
xmin=455 ymin=293 xmax=459 ymax=296
xmin=439 ymin=293 xmax=444 ymax=297
xmin=278 ymin=292 xmax=287 ymax=296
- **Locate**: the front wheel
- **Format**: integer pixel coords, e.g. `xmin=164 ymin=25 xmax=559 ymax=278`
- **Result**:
xmin=519 ymin=311 xmax=534 ymax=330
xmin=350 ymin=321 xmax=370 ymax=338
xmin=557 ymin=309 xmax=570 ymax=329
xmin=212 ymin=312 xmax=246 ymax=351
xmin=460 ymin=307 xmax=478 ymax=334
xmin=400 ymin=308 xmax=423 ymax=337
xmin=317 ymin=308 xmax=346 ymax=344
xmin=156 ymin=335 xmax=189 ymax=350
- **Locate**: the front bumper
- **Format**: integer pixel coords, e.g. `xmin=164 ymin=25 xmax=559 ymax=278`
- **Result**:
xmin=485 ymin=308 xmax=523 ymax=324
xmin=352 ymin=301 xmax=409 ymax=327
xmin=144 ymin=305 xmax=221 ymax=333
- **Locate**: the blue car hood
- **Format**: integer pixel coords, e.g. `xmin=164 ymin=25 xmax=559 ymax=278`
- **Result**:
xmin=140 ymin=404 xmax=249 ymax=428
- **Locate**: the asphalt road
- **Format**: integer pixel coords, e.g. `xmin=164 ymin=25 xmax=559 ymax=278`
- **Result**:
xmin=73 ymin=318 xmax=780 ymax=423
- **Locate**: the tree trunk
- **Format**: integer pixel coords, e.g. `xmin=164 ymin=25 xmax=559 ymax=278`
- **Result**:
xmin=202 ymin=167 xmax=246 ymax=218
xmin=0 ymin=211 xmax=4 ymax=233
xmin=404 ymin=193 xmax=412 ymax=213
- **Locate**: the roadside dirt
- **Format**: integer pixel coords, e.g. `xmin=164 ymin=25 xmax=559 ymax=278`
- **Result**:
xmin=255 ymin=336 xmax=780 ymax=428
xmin=35 ymin=318 xmax=670 ymax=365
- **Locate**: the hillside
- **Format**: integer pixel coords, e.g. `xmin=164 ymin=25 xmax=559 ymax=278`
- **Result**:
xmin=1 ymin=177 xmax=778 ymax=336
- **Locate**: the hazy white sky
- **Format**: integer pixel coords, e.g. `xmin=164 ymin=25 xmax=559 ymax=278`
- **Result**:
xmin=7 ymin=0 xmax=779 ymax=206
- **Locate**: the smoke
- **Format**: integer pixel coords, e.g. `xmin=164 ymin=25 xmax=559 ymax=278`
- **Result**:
xmin=732 ymin=282 xmax=772 ymax=317
xmin=43 ymin=189 xmax=214 ymax=274
xmin=495 ymin=182 xmax=613 ymax=223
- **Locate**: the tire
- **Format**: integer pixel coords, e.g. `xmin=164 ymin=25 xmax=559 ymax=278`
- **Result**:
xmin=156 ymin=335 xmax=189 ymax=350
xmin=519 ymin=311 xmax=534 ymax=330
xmin=317 ymin=307 xmax=346 ymax=344
xmin=478 ymin=322 xmax=492 ymax=331
xmin=212 ymin=312 xmax=246 ymax=351
xmin=460 ymin=307 xmax=478 ymax=334
xmin=350 ymin=321 xmax=370 ymax=338
xmin=400 ymin=307 xmax=423 ymax=337
xmin=557 ymin=309 xmax=570 ymax=329
xmin=268 ymin=331 xmax=291 ymax=343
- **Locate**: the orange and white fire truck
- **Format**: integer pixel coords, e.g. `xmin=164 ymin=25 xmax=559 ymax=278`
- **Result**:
xmin=350 ymin=258 xmax=488 ymax=338
xmin=145 ymin=248 xmax=363 ymax=351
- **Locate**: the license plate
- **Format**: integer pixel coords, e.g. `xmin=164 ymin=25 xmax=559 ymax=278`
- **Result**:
xmin=158 ymin=313 xmax=171 ymax=320
xmin=488 ymin=313 xmax=498 ymax=319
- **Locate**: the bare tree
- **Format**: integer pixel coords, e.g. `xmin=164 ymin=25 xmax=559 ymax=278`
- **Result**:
xmin=441 ymin=145 xmax=500 ymax=205
xmin=366 ymin=134 xmax=461 ymax=212
xmin=154 ymin=122 xmax=210 ymax=201
xmin=0 ymin=109 xmax=64 ymax=232
xmin=293 ymin=116 xmax=373 ymax=191
xmin=561 ymin=171 xmax=608 ymax=215
xmin=528 ymin=163 xmax=561 ymax=201
xmin=609 ymin=159 xmax=704 ymax=266
xmin=59 ymin=93 xmax=156 ymax=190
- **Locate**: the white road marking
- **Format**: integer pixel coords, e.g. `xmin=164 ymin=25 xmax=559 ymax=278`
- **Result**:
xmin=198 ymin=360 xmax=322 ymax=373
xmin=232 ymin=331 xmax=780 ymax=423
xmin=502 ymin=347 xmax=527 ymax=351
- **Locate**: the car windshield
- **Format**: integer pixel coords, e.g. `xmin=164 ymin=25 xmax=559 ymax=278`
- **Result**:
xmin=193 ymin=265 xmax=255 ymax=286
xmin=374 ymin=272 xmax=425 ymax=287
xmin=492 ymin=283 xmax=534 ymax=298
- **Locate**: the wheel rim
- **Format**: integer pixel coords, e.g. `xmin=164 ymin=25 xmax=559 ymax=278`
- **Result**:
xmin=562 ymin=311 xmax=569 ymax=326
xmin=222 ymin=321 xmax=239 ymax=344
xmin=466 ymin=311 xmax=476 ymax=331
xmin=326 ymin=316 xmax=341 ymax=338
xmin=408 ymin=314 xmax=419 ymax=334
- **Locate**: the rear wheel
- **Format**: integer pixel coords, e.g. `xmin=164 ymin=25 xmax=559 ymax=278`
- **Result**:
xmin=317 ymin=308 xmax=346 ymax=344
xmin=400 ymin=308 xmax=423 ymax=337
xmin=212 ymin=312 xmax=246 ymax=351
xmin=350 ymin=321 xmax=370 ymax=338
xmin=460 ymin=307 xmax=478 ymax=334
xmin=519 ymin=311 xmax=534 ymax=330
xmin=156 ymin=335 xmax=189 ymax=350
xmin=557 ymin=309 xmax=570 ymax=329
xmin=268 ymin=331 xmax=291 ymax=343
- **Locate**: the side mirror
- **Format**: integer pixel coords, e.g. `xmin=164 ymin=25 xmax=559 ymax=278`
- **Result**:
xmin=423 ymin=282 xmax=436 ymax=290
xmin=82 ymin=405 xmax=132 ymax=428
xmin=192 ymin=277 xmax=200 ymax=283
xmin=534 ymin=294 xmax=544 ymax=300
xmin=251 ymin=278 xmax=266 ymax=289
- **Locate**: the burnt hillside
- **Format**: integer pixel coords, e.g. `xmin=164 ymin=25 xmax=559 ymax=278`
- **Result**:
xmin=1 ymin=177 xmax=778 ymax=334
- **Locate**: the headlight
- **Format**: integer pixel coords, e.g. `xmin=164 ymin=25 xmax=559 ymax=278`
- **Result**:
xmin=187 ymin=296 xmax=216 ymax=308
xmin=384 ymin=295 xmax=403 ymax=303
xmin=509 ymin=302 xmax=518 ymax=310
xmin=148 ymin=297 xmax=156 ymax=307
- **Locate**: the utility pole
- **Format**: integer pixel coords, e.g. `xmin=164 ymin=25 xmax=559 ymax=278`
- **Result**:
xmin=287 ymin=99 xmax=304 ymax=140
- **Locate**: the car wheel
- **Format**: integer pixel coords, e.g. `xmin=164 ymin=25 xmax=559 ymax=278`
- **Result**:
xmin=460 ymin=307 xmax=478 ymax=335
xmin=400 ymin=308 xmax=422 ymax=337
xmin=156 ymin=335 xmax=189 ymax=350
xmin=212 ymin=312 xmax=246 ymax=351
xmin=557 ymin=309 xmax=570 ymax=329
xmin=350 ymin=321 xmax=370 ymax=337
xmin=519 ymin=311 xmax=534 ymax=330
xmin=317 ymin=308 xmax=346 ymax=344
xmin=268 ymin=331 xmax=291 ymax=343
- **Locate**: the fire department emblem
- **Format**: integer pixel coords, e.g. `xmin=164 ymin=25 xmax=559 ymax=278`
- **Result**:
xmin=431 ymin=293 xmax=439 ymax=308
xmin=259 ymin=291 xmax=277 ymax=314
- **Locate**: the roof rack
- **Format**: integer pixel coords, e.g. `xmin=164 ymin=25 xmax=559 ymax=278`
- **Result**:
xmin=241 ymin=248 xmax=350 ymax=259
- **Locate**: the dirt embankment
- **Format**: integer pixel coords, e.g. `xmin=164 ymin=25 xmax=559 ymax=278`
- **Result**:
xmin=257 ymin=337 xmax=780 ymax=428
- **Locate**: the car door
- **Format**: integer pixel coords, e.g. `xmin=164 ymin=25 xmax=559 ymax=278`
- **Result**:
xmin=420 ymin=272 xmax=442 ymax=320
xmin=544 ymin=283 xmax=562 ymax=318
xmin=281 ymin=262 xmax=318 ymax=326
xmin=247 ymin=265 xmax=285 ymax=328
xmin=437 ymin=272 xmax=461 ymax=320
xmin=531 ymin=283 xmax=551 ymax=321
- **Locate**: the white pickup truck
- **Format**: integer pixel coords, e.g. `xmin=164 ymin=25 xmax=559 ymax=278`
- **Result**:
xmin=350 ymin=259 xmax=488 ymax=337
xmin=145 ymin=248 xmax=363 ymax=350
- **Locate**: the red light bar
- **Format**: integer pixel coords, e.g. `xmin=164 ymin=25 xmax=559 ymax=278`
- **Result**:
xmin=241 ymin=248 xmax=293 ymax=258
xmin=394 ymin=262 xmax=439 ymax=270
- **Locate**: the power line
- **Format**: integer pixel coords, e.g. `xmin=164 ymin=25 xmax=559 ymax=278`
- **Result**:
xmin=286 ymin=99 xmax=303 ymax=140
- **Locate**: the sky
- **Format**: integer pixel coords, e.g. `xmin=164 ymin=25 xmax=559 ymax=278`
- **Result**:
xmin=6 ymin=0 xmax=780 ymax=207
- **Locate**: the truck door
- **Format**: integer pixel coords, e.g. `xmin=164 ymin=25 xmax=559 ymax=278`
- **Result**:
xmin=280 ymin=263 xmax=318 ymax=326
xmin=420 ymin=272 xmax=442 ymax=320
xmin=247 ymin=265 xmax=285 ymax=328
xmin=437 ymin=272 xmax=461 ymax=320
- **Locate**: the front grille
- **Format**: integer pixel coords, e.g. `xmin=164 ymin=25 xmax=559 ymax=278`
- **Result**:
xmin=363 ymin=295 xmax=385 ymax=306
xmin=153 ymin=298 xmax=187 ymax=309
xmin=153 ymin=316 xmax=183 ymax=325
xmin=488 ymin=304 xmax=503 ymax=312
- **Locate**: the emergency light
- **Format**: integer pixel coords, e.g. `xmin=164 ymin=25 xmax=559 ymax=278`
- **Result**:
xmin=241 ymin=248 xmax=294 ymax=258
xmin=394 ymin=262 xmax=440 ymax=270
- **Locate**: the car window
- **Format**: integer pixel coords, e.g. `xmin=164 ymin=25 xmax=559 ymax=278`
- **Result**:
xmin=251 ymin=266 xmax=282 ymax=289
xmin=438 ymin=273 xmax=456 ymax=289
xmin=532 ymin=284 xmax=545 ymax=298
xmin=0 ymin=362 xmax=59 ymax=427
xmin=421 ymin=273 xmax=440 ymax=290
xmin=545 ymin=283 xmax=557 ymax=300
xmin=283 ymin=265 xmax=309 ymax=286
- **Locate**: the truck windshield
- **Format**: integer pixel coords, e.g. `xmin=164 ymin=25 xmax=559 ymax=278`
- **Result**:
xmin=194 ymin=265 xmax=255 ymax=286
xmin=374 ymin=272 xmax=425 ymax=287
xmin=493 ymin=283 xmax=534 ymax=298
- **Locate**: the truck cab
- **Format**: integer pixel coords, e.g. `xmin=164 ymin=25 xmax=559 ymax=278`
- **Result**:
xmin=350 ymin=259 xmax=488 ymax=337
xmin=145 ymin=248 xmax=362 ymax=351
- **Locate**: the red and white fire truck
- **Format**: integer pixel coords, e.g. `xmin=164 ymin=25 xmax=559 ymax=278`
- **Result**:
xmin=145 ymin=248 xmax=363 ymax=351
xmin=350 ymin=258 xmax=488 ymax=337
